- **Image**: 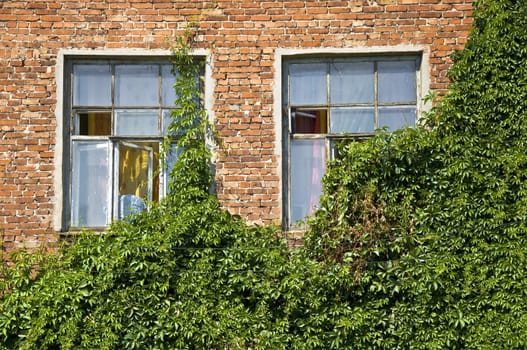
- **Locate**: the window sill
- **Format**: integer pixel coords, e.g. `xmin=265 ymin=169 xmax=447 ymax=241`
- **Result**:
xmin=283 ymin=226 xmax=307 ymax=248
xmin=58 ymin=228 xmax=108 ymax=237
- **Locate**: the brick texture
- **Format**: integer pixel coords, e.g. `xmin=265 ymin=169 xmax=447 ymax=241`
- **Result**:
xmin=0 ymin=0 xmax=473 ymax=250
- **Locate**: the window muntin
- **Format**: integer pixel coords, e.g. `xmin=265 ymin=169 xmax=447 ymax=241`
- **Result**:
xmin=68 ymin=60 xmax=185 ymax=229
xmin=284 ymin=56 xmax=420 ymax=227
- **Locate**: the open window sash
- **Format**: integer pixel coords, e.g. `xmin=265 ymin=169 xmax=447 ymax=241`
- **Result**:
xmin=114 ymin=141 xmax=154 ymax=220
xmin=71 ymin=140 xmax=112 ymax=228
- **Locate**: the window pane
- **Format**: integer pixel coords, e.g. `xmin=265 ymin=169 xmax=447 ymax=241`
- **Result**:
xmin=329 ymin=139 xmax=346 ymax=160
xmin=330 ymin=61 xmax=374 ymax=103
xmin=115 ymin=65 xmax=159 ymax=106
xmin=330 ymin=107 xmax=375 ymax=133
xmin=162 ymin=109 xmax=173 ymax=135
xmin=162 ymin=65 xmax=177 ymax=106
xmin=73 ymin=64 xmax=111 ymax=106
xmin=115 ymin=109 xmax=159 ymax=136
xmin=118 ymin=143 xmax=152 ymax=219
xmin=162 ymin=109 xmax=198 ymax=136
xmin=290 ymin=139 xmax=326 ymax=225
xmin=71 ymin=141 xmax=110 ymax=227
xmin=76 ymin=112 xmax=111 ymax=136
xmin=164 ymin=143 xmax=182 ymax=195
xmin=289 ymin=63 xmax=327 ymax=105
xmin=292 ymin=108 xmax=328 ymax=134
xmin=378 ymin=106 xmax=416 ymax=131
xmin=378 ymin=60 xmax=417 ymax=103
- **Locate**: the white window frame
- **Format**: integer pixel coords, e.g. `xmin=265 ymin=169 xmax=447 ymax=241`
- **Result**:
xmin=53 ymin=49 xmax=213 ymax=232
xmin=275 ymin=47 xmax=430 ymax=230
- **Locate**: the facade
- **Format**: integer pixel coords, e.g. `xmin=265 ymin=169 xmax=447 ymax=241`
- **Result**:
xmin=0 ymin=0 xmax=473 ymax=251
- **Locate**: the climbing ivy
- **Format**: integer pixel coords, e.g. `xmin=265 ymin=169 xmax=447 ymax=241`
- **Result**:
xmin=305 ymin=0 xmax=527 ymax=347
xmin=0 ymin=28 xmax=289 ymax=349
xmin=2 ymin=0 xmax=527 ymax=348
xmin=0 ymin=23 xmax=354 ymax=350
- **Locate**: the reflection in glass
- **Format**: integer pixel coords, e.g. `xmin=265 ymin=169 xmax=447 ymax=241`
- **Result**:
xmin=71 ymin=141 xmax=110 ymax=227
xmin=73 ymin=65 xmax=111 ymax=106
xmin=289 ymin=63 xmax=327 ymax=105
xmin=378 ymin=106 xmax=416 ymax=131
xmin=290 ymin=139 xmax=326 ymax=225
xmin=115 ymin=109 xmax=159 ymax=136
xmin=115 ymin=65 xmax=159 ymax=106
xmin=330 ymin=107 xmax=375 ymax=133
xmin=118 ymin=142 xmax=153 ymax=219
xmin=330 ymin=61 xmax=374 ymax=103
xmin=378 ymin=61 xmax=417 ymax=103
xmin=329 ymin=139 xmax=345 ymax=160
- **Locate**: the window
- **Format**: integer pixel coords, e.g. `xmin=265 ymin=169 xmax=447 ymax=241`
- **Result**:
xmin=65 ymin=59 xmax=190 ymax=229
xmin=283 ymin=55 xmax=420 ymax=228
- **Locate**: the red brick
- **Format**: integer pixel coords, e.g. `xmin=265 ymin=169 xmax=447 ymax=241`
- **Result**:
xmin=0 ymin=0 xmax=473 ymax=251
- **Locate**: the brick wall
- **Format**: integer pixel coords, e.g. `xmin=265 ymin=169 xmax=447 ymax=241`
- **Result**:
xmin=0 ymin=0 xmax=473 ymax=250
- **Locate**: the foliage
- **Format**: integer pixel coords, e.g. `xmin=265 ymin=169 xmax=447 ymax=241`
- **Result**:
xmin=0 ymin=30 xmax=288 ymax=349
xmin=2 ymin=0 xmax=527 ymax=348
xmin=304 ymin=0 xmax=527 ymax=347
xmin=0 ymin=24 xmax=354 ymax=350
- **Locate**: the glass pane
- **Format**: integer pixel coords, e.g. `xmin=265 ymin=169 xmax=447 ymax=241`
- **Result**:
xmin=118 ymin=143 xmax=152 ymax=219
xmin=115 ymin=65 xmax=159 ymax=106
xmin=164 ymin=143 xmax=182 ymax=195
xmin=162 ymin=109 xmax=173 ymax=135
xmin=378 ymin=60 xmax=417 ymax=103
xmin=77 ymin=112 xmax=111 ymax=136
xmin=71 ymin=141 xmax=110 ymax=227
xmin=115 ymin=109 xmax=159 ymax=136
xmin=292 ymin=108 xmax=328 ymax=134
xmin=73 ymin=64 xmax=111 ymax=106
xmin=378 ymin=106 xmax=416 ymax=131
xmin=329 ymin=139 xmax=346 ymax=160
xmin=162 ymin=65 xmax=177 ymax=106
xmin=162 ymin=109 xmax=198 ymax=136
xmin=289 ymin=63 xmax=327 ymax=105
xmin=330 ymin=61 xmax=374 ymax=103
xmin=290 ymin=139 xmax=326 ymax=225
xmin=330 ymin=107 xmax=375 ymax=133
